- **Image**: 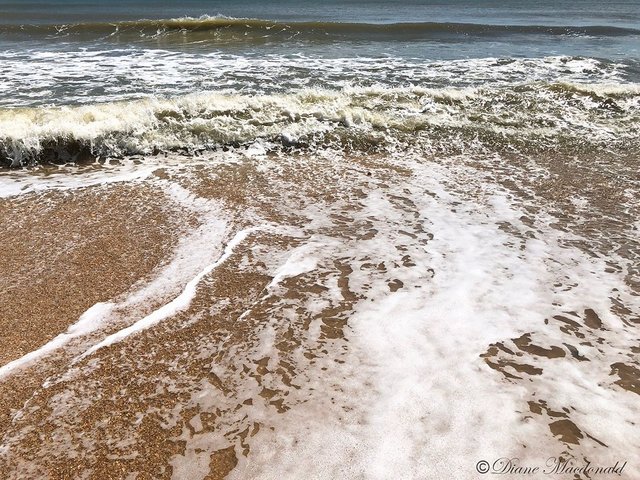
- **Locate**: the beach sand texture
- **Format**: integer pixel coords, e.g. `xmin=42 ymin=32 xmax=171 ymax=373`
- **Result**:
xmin=0 ymin=151 xmax=637 ymax=479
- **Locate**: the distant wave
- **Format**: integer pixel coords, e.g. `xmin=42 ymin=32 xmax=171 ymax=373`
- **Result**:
xmin=1 ymin=83 xmax=638 ymax=167
xmin=1 ymin=16 xmax=639 ymax=41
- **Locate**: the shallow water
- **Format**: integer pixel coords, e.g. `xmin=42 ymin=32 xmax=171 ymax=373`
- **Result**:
xmin=0 ymin=150 xmax=638 ymax=479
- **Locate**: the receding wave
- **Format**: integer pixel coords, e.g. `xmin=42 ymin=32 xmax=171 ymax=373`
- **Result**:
xmin=1 ymin=83 xmax=639 ymax=167
xmin=2 ymin=16 xmax=639 ymax=43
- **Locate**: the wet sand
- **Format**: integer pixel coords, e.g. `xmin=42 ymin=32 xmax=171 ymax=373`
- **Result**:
xmin=0 ymin=184 xmax=184 ymax=366
xmin=0 ymin=152 xmax=638 ymax=479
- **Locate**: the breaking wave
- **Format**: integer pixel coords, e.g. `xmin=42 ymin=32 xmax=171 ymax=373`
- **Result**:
xmin=2 ymin=16 xmax=639 ymax=43
xmin=1 ymin=83 xmax=639 ymax=167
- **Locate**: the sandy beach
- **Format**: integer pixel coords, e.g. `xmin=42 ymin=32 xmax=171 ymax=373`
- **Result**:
xmin=0 ymin=150 xmax=637 ymax=479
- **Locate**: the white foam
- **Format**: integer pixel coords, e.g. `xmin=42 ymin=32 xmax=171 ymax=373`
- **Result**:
xmin=0 ymin=52 xmax=628 ymax=109
xmin=230 ymin=159 xmax=640 ymax=479
xmin=1 ymin=150 xmax=638 ymax=477
xmin=78 ymin=225 xmax=275 ymax=359
xmin=0 ymin=302 xmax=114 ymax=379
xmin=1 ymin=58 xmax=637 ymax=165
xmin=265 ymin=242 xmax=322 ymax=290
xmin=0 ymin=161 xmax=157 ymax=198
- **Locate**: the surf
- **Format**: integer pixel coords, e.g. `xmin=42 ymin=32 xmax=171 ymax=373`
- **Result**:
xmin=1 ymin=83 xmax=638 ymax=167
xmin=2 ymin=16 xmax=639 ymax=43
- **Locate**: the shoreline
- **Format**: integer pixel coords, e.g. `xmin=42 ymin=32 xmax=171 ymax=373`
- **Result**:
xmin=0 ymin=152 xmax=638 ymax=478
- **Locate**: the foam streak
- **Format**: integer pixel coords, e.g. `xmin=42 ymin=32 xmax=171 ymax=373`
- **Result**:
xmin=78 ymin=225 xmax=271 ymax=359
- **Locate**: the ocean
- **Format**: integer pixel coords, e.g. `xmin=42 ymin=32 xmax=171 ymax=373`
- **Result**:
xmin=0 ymin=1 xmax=638 ymax=479
xmin=0 ymin=0 xmax=639 ymax=164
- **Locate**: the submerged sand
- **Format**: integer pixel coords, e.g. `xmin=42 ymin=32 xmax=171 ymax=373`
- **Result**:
xmin=0 ymin=152 xmax=638 ymax=479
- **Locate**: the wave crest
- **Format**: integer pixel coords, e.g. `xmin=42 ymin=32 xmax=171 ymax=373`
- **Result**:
xmin=2 ymin=16 xmax=638 ymax=42
xmin=1 ymin=84 xmax=638 ymax=167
